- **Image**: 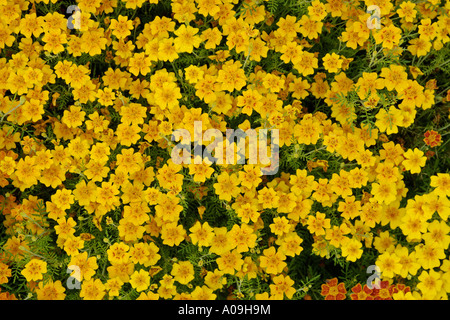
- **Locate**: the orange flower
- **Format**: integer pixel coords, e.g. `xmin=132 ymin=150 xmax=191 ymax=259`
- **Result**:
xmin=370 ymin=280 xmax=394 ymax=300
xmin=350 ymin=283 xmax=374 ymax=300
xmin=320 ymin=278 xmax=347 ymax=300
xmin=423 ymin=130 xmax=442 ymax=147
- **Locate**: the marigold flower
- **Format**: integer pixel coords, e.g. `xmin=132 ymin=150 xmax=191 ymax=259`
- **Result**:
xmin=320 ymin=278 xmax=347 ymax=300
xmin=423 ymin=130 xmax=442 ymax=147
xmin=228 ymin=223 xmax=257 ymax=253
xmin=340 ymin=238 xmax=363 ymax=262
xmin=270 ymin=274 xmax=296 ymax=299
xmin=350 ymin=283 xmax=373 ymax=300
xmin=21 ymin=259 xmax=47 ymax=282
xmin=402 ymin=148 xmax=427 ymax=174
xmin=213 ymin=171 xmax=241 ymax=202
xmin=171 ymin=260 xmax=195 ymax=285
xmin=36 ymin=280 xmax=66 ymax=300
xmin=110 ymin=15 xmax=133 ymax=39
xmin=322 ymin=52 xmax=342 ymax=73
xmin=430 ymin=173 xmax=450 ymax=198
xmin=298 ymin=15 xmax=323 ymax=40
xmin=0 ymin=263 xmax=11 ymax=285
xmin=217 ymin=249 xmax=244 ymax=275
xmin=130 ymin=269 xmax=151 ymax=292
xmin=397 ymin=1 xmax=416 ymax=22
xmin=216 ymin=60 xmax=247 ymax=92
xmin=416 ymin=269 xmax=443 ymax=299
xmin=259 ymin=246 xmax=287 ymax=275
xmin=209 ymin=227 xmax=233 ymax=255
xmin=161 ymin=222 xmax=186 ymax=247
xmin=189 ymin=221 xmax=214 ymax=248
xmin=69 ymin=251 xmax=98 ymax=282
xmin=80 ymin=278 xmax=106 ymax=300
xmin=174 ymin=25 xmax=202 ymax=53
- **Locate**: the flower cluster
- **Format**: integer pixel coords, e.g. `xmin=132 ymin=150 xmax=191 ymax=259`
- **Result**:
xmin=0 ymin=0 xmax=449 ymax=301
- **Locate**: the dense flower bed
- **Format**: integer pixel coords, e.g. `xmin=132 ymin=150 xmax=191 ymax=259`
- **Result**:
xmin=0 ymin=0 xmax=449 ymax=300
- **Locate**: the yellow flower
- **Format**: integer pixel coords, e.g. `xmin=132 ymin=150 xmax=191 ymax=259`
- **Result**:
xmin=375 ymin=107 xmax=403 ymax=135
xmin=130 ymin=269 xmax=150 ymax=292
xmin=294 ymin=51 xmax=318 ymax=76
xmin=270 ymin=274 xmax=296 ymax=299
xmin=371 ymin=181 xmax=397 ymax=205
xmin=235 ymin=203 xmax=260 ymax=224
xmin=257 ymin=187 xmax=279 ymax=209
xmin=69 ymin=251 xmax=98 ymax=282
xmin=270 ymin=216 xmax=292 ymax=237
xmin=322 ymin=52 xmax=343 ymax=73
xmin=0 ymin=22 xmax=15 ymax=49
xmin=418 ymin=18 xmax=437 ymax=41
xmin=415 ymin=243 xmax=446 ymax=270
xmin=399 ymin=213 xmax=428 ymax=242
xmin=340 ymin=238 xmax=363 ymax=262
xmin=189 ymin=221 xmax=214 ymax=248
xmin=417 ymin=269 xmax=443 ymax=299
xmin=422 ymin=218 xmax=450 ymax=250
xmin=105 ymin=277 xmax=124 ymax=297
xmin=80 ymin=27 xmax=108 ymax=56
xmin=110 ymin=15 xmax=134 ymax=39
xmin=308 ymin=0 xmax=328 ymax=21
xmin=216 ymin=60 xmax=247 ymax=92
xmin=200 ymin=27 xmax=223 ymax=50
xmin=0 ymin=262 xmax=11 ymax=284
xmin=216 ymin=249 xmax=244 ymax=275
xmin=153 ymin=81 xmax=182 ymax=110
xmin=228 ymin=223 xmax=257 ymax=253
xmin=171 ymin=261 xmax=195 ymax=285
xmin=324 ymin=224 xmax=350 ymax=249
xmin=277 ymin=232 xmax=304 ymax=257
xmin=21 ymin=259 xmax=47 ymax=282
xmin=209 ymin=227 xmax=233 ymax=255
xmin=161 ymin=222 xmax=186 ymax=247
xmin=129 ymin=52 xmax=152 ymax=76
xmin=430 ymin=173 xmax=450 ymax=198
xmin=298 ymin=15 xmax=323 ymax=39
xmin=397 ymin=1 xmax=417 ymax=22
xmin=115 ymin=123 xmax=141 ymax=147
xmin=42 ymin=30 xmax=67 ymax=54
xmin=80 ymin=278 xmax=106 ymax=300
xmin=190 ymin=285 xmax=217 ymax=300
xmin=188 ymin=158 xmax=215 ymax=183
xmin=408 ymin=37 xmax=431 ymax=57
xmin=402 ymin=148 xmax=426 ymax=174
xmin=239 ymin=164 xmax=262 ymax=189
xmin=306 ymin=212 xmax=331 ymax=236
xmin=392 ymin=245 xmax=420 ymax=278
xmin=36 ymin=280 xmax=66 ymax=300
xmin=259 ymin=246 xmax=287 ymax=275
xmin=96 ymin=87 xmax=116 ymax=107
xmin=51 ymin=189 xmax=75 ymax=211
xmin=174 ymin=24 xmax=202 ymax=53
xmin=373 ymin=24 xmax=402 ymax=49
xmin=61 ymin=106 xmax=86 ymax=128
xmin=213 ymin=171 xmax=241 ymax=202
xmin=137 ymin=291 xmax=160 ymax=300
xmin=63 ymin=236 xmax=85 ymax=256
xmin=123 ymin=0 xmax=147 ymax=9
xmin=376 ymin=251 xmax=401 ymax=278
xmin=204 ymin=269 xmax=226 ymax=291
